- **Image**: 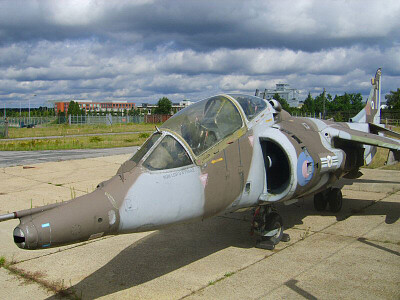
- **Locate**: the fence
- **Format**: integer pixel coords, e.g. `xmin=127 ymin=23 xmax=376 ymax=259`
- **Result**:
xmin=6 ymin=117 xmax=57 ymax=127
xmin=0 ymin=119 xmax=9 ymax=138
xmin=67 ymin=114 xmax=171 ymax=125
xmin=68 ymin=115 xmax=145 ymax=125
xmin=144 ymin=114 xmax=171 ymax=124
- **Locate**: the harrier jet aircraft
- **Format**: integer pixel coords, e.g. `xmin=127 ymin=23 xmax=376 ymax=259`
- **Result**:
xmin=1 ymin=69 xmax=399 ymax=250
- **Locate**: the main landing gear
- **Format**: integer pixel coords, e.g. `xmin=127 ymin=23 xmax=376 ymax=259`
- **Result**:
xmin=313 ymin=188 xmax=343 ymax=213
xmin=252 ymin=205 xmax=290 ymax=250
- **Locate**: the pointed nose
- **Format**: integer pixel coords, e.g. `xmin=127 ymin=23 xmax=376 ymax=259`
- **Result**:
xmin=13 ymin=221 xmax=40 ymax=250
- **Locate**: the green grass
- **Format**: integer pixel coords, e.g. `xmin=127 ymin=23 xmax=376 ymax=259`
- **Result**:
xmin=0 ymin=256 xmax=5 ymax=268
xmin=0 ymin=133 xmax=150 ymax=151
xmin=364 ymin=147 xmax=400 ymax=170
xmin=7 ymin=123 xmax=157 ymax=139
xmin=362 ymin=126 xmax=400 ymax=170
xmin=208 ymin=271 xmax=236 ymax=286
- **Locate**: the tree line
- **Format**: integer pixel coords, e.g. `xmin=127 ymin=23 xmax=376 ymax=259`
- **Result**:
xmin=273 ymin=88 xmax=400 ymax=121
xmin=1 ymin=89 xmax=399 ymax=120
xmin=0 ymin=107 xmax=55 ymax=118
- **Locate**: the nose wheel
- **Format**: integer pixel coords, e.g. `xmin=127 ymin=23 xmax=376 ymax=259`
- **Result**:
xmin=313 ymin=188 xmax=343 ymax=213
xmin=252 ymin=205 xmax=290 ymax=250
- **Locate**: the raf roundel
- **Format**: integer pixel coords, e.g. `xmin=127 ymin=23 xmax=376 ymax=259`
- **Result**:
xmin=297 ymin=151 xmax=314 ymax=186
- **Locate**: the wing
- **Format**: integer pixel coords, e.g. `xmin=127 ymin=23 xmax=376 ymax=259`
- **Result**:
xmin=333 ymin=127 xmax=400 ymax=151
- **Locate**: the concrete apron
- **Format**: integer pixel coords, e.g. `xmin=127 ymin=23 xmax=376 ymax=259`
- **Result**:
xmin=0 ymin=157 xmax=399 ymax=300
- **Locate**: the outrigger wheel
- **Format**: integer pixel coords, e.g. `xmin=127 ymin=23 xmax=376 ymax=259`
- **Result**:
xmin=253 ymin=206 xmax=290 ymax=250
xmin=313 ymin=188 xmax=343 ymax=213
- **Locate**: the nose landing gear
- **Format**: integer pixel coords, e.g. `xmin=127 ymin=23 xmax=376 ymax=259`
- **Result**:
xmin=252 ymin=205 xmax=290 ymax=250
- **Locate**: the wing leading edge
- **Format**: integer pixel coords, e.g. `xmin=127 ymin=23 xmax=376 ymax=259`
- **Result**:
xmin=333 ymin=127 xmax=400 ymax=151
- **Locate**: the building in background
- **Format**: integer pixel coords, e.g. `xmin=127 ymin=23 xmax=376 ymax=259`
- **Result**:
xmin=54 ymin=100 xmax=135 ymax=114
xmin=137 ymin=100 xmax=193 ymax=115
xmin=256 ymin=84 xmax=300 ymax=107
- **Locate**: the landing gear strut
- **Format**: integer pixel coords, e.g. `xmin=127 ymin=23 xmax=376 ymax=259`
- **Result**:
xmin=313 ymin=188 xmax=343 ymax=213
xmin=252 ymin=205 xmax=290 ymax=250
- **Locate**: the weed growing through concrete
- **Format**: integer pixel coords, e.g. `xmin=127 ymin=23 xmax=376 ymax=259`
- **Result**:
xmin=208 ymin=271 xmax=236 ymax=286
xmin=1 ymin=259 xmax=82 ymax=300
xmin=300 ymin=227 xmax=311 ymax=240
xmin=70 ymin=186 xmax=76 ymax=199
xmin=224 ymin=272 xmax=235 ymax=277
xmin=0 ymin=256 xmax=5 ymax=267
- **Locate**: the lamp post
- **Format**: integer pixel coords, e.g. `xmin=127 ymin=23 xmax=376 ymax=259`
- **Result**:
xmin=29 ymin=94 xmax=37 ymax=124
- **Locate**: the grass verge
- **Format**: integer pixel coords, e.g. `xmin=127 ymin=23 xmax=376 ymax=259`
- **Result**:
xmin=0 ymin=133 xmax=150 ymax=151
xmin=364 ymin=147 xmax=400 ymax=170
xmin=6 ymin=123 xmax=157 ymax=139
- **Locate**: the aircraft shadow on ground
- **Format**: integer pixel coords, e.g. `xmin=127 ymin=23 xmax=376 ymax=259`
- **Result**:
xmin=281 ymin=195 xmax=400 ymax=227
xmin=46 ymin=214 xmax=256 ymax=299
xmin=341 ymin=178 xmax=400 ymax=185
xmin=46 ymin=196 xmax=399 ymax=299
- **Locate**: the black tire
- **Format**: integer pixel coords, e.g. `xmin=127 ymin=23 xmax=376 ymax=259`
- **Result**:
xmin=264 ymin=213 xmax=283 ymax=245
xmin=314 ymin=192 xmax=328 ymax=211
xmin=328 ymin=188 xmax=343 ymax=213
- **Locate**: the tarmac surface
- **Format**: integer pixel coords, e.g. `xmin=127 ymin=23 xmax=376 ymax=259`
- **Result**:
xmin=0 ymin=155 xmax=399 ymax=299
xmin=0 ymin=146 xmax=138 ymax=167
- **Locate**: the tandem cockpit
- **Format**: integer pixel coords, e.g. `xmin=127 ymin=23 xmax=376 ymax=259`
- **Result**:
xmin=120 ymin=94 xmax=269 ymax=172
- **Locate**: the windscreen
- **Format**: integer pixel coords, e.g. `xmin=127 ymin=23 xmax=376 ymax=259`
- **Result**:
xmin=130 ymin=133 xmax=161 ymax=164
xmin=161 ymin=95 xmax=243 ymax=156
xmin=143 ymin=135 xmax=192 ymax=170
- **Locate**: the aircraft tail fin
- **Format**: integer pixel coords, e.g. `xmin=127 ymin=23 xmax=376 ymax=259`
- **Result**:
xmin=350 ymin=68 xmax=381 ymax=125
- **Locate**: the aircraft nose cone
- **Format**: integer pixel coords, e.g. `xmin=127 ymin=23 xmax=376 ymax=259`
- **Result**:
xmin=13 ymin=227 xmax=26 ymax=249
xmin=13 ymin=222 xmax=39 ymax=249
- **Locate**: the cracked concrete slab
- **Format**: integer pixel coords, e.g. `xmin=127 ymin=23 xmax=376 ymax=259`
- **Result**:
xmin=0 ymin=156 xmax=399 ymax=300
xmin=0 ymin=268 xmax=51 ymax=299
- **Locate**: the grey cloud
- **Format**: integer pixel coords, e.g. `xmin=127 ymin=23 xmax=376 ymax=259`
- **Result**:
xmin=1 ymin=0 xmax=399 ymax=51
xmin=0 ymin=0 xmax=399 ymax=107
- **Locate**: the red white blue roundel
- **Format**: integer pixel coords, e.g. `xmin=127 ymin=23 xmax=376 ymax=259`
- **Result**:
xmin=297 ymin=151 xmax=314 ymax=186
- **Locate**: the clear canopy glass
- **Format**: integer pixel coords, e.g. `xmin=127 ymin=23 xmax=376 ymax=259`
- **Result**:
xmin=229 ymin=94 xmax=267 ymax=121
xmin=143 ymin=135 xmax=192 ymax=170
xmin=161 ymin=95 xmax=243 ymax=156
xmin=130 ymin=132 xmax=161 ymax=164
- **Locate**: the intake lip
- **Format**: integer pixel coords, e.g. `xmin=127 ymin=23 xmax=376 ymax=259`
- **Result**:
xmin=13 ymin=227 xmax=26 ymax=249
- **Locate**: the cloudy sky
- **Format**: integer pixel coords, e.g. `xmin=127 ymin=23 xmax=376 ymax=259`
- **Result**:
xmin=1 ymin=0 xmax=399 ymax=108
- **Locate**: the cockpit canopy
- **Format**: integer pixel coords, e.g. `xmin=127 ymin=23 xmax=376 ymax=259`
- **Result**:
xmin=126 ymin=94 xmax=268 ymax=172
xmin=161 ymin=95 xmax=243 ymax=156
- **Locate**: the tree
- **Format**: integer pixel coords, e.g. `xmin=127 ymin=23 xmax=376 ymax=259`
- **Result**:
xmin=154 ymin=97 xmax=172 ymax=115
xmin=349 ymin=93 xmax=364 ymax=112
xmin=302 ymin=92 xmax=315 ymax=114
xmin=129 ymin=108 xmax=140 ymax=116
xmin=67 ymin=100 xmax=83 ymax=116
xmin=326 ymin=93 xmax=361 ymax=114
xmin=272 ymin=93 xmax=290 ymax=112
xmin=385 ymin=88 xmax=400 ymax=109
